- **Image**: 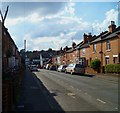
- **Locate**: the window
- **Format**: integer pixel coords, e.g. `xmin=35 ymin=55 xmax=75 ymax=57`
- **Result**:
xmin=105 ymin=57 xmax=109 ymax=64
xmin=4 ymin=31 xmax=6 ymax=36
xmin=90 ymin=57 xmax=92 ymax=62
xmin=82 ymin=48 xmax=86 ymax=55
xmin=76 ymin=49 xmax=79 ymax=57
xmin=80 ymin=58 xmax=84 ymax=65
xmin=113 ymin=57 xmax=118 ymax=64
xmin=93 ymin=44 xmax=96 ymax=52
xmin=106 ymin=40 xmax=111 ymax=50
xmin=75 ymin=64 xmax=84 ymax=68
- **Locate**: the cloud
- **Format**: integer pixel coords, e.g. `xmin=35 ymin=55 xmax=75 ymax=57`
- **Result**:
xmin=3 ymin=2 xmax=118 ymax=51
xmin=23 ymin=31 xmax=80 ymax=51
xmin=2 ymin=2 xmax=66 ymax=18
xmin=5 ymin=17 xmax=25 ymax=26
xmin=92 ymin=9 xmax=118 ymax=34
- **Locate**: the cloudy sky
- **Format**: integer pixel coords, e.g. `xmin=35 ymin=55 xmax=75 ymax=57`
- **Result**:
xmin=1 ymin=0 xmax=119 ymax=51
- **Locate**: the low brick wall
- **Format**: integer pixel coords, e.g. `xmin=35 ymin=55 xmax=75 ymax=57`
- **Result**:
xmin=2 ymin=80 xmax=14 ymax=111
xmin=2 ymin=67 xmax=25 ymax=112
xmin=85 ymin=66 xmax=100 ymax=75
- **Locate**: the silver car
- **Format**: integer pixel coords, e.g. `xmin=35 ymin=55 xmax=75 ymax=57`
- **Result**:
xmin=57 ymin=65 xmax=67 ymax=72
xmin=65 ymin=63 xmax=85 ymax=75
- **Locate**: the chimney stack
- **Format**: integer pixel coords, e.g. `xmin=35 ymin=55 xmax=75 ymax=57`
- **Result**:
xmin=72 ymin=42 xmax=76 ymax=49
xmin=83 ymin=33 xmax=87 ymax=43
xmin=87 ymin=33 xmax=92 ymax=42
xmin=108 ymin=21 xmax=116 ymax=33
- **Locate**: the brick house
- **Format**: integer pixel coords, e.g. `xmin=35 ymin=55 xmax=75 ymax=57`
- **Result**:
xmin=52 ymin=21 xmax=120 ymax=73
xmin=76 ymin=33 xmax=96 ymax=66
xmin=1 ymin=22 xmax=21 ymax=73
xmin=89 ymin=21 xmax=120 ymax=73
xmin=65 ymin=42 xmax=76 ymax=64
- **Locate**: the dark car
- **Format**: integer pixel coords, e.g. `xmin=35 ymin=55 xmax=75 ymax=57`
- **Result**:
xmin=49 ymin=65 xmax=57 ymax=71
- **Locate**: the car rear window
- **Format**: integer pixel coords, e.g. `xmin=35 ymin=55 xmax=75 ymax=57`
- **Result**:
xmin=63 ymin=65 xmax=67 ymax=68
xmin=75 ymin=64 xmax=84 ymax=68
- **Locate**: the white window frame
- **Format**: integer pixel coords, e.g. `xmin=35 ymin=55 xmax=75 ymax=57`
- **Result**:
xmin=105 ymin=56 xmax=109 ymax=65
xmin=106 ymin=40 xmax=111 ymax=50
xmin=93 ymin=43 xmax=96 ymax=52
xmin=82 ymin=48 xmax=86 ymax=55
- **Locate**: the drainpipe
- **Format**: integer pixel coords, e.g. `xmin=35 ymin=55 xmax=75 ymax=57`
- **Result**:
xmin=99 ymin=36 xmax=104 ymax=73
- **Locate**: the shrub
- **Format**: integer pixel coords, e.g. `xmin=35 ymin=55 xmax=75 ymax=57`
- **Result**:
xmin=90 ymin=59 xmax=101 ymax=69
xmin=105 ymin=64 xmax=120 ymax=73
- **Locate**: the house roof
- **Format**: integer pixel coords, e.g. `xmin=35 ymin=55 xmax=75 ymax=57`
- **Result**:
xmin=91 ymin=26 xmax=120 ymax=43
xmin=76 ymin=41 xmax=84 ymax=49
xmin=66 ymin=47 xmax=73 ymax=53
xmin=80 ymin=43 xmax=90 ymax=48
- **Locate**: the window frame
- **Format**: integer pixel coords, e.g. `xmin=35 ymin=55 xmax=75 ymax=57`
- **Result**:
xmin=105 ymin=57 xmax=109 ymax=65
xmin=93 ymin=43 xmax=96 ymax=52
xmin=106 ymin=40 xmax=111 ymax=50
xmin=82 ymin=48 xmax=86 ymax=55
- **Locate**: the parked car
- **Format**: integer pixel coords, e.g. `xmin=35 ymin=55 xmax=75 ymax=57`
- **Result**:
xmin=49 ymin=65 xmax=57 ymax=71
xmin=65 ymin=63 xmax=85 ymax=75
xmin=57 ymin=65 xmax=67 ymax=72
xmin=46 ymin=64 xmax=51 ymax=70
xmin=30 ymin=65 xmax=38 ymax=71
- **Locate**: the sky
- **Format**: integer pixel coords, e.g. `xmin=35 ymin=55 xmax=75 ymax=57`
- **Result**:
xmin=0 ymin=0 xmax=119 ymax=51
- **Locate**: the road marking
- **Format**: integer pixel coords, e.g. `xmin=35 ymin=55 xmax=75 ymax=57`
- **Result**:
xmin=97 ymin=99 xmax=106 ymax=104
xmin=67 ymin=92 xmax=75 ymax=96
xmin=71 ymin=96 xmax=76 ymax=99
xmin=17 ymin=105 xmax=24 ymax=108
xmin=67 ymin=93 xmax=76 ymax=99
xmin=70 ymin=86 xmax=74 ymax=88
xmin=30 ymin=86 xmax=39 ymax=89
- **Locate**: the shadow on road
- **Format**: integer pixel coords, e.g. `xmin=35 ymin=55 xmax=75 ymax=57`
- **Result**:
xmin=15 ymin=68 xmax=65 ymax=112
xmin=32 ymin=72 xmax=65 ymax=112
xmin=72 ymin=73 xmax=95 ymax=78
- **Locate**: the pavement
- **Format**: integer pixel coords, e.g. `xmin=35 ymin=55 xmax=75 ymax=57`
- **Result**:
xmin=91 ymin=73 xmax=119 ymax=83
xmin=84 ymin=71 xmax=119 ymax=83
xmin=15 ymin=68 xmax=54 ymax=112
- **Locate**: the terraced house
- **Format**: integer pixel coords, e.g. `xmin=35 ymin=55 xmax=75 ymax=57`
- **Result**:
xmin=89 ymin=21 xmax=120 ymax=73
xmin=1 ymin=21 xmax=21 ymax=74
xmin=52 ymin=21 xmax=120 ymax=74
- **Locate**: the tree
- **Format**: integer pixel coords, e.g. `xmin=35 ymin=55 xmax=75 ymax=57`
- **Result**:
xmin=48 ymin=48 xmax=52 ymax=51
xmin=0 ymin=6 xmax=9 ymax=25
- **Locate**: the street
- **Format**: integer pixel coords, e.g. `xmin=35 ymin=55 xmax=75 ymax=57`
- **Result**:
xmin=32 ymin=69 xmax=119 ymax=111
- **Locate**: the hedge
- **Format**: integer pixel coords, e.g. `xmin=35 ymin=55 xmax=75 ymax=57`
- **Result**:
xmin=90 ymin=59 xmax=101 ymax=69
xmin=105 ymin=64 xmax=120 ymax=73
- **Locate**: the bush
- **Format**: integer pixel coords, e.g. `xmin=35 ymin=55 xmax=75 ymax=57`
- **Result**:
xmin=105 ymin=64 xmax=120 ymax=73
xmin=90 ymin=59 xmax=101 ymax=69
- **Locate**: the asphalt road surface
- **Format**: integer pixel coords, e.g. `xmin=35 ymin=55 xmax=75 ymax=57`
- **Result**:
xmin=33 ymin=69 xmax=119 ymax=111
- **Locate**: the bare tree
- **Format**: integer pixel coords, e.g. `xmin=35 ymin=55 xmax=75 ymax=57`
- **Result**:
xmin=0 ymin=5 xmax=9 ymax=25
